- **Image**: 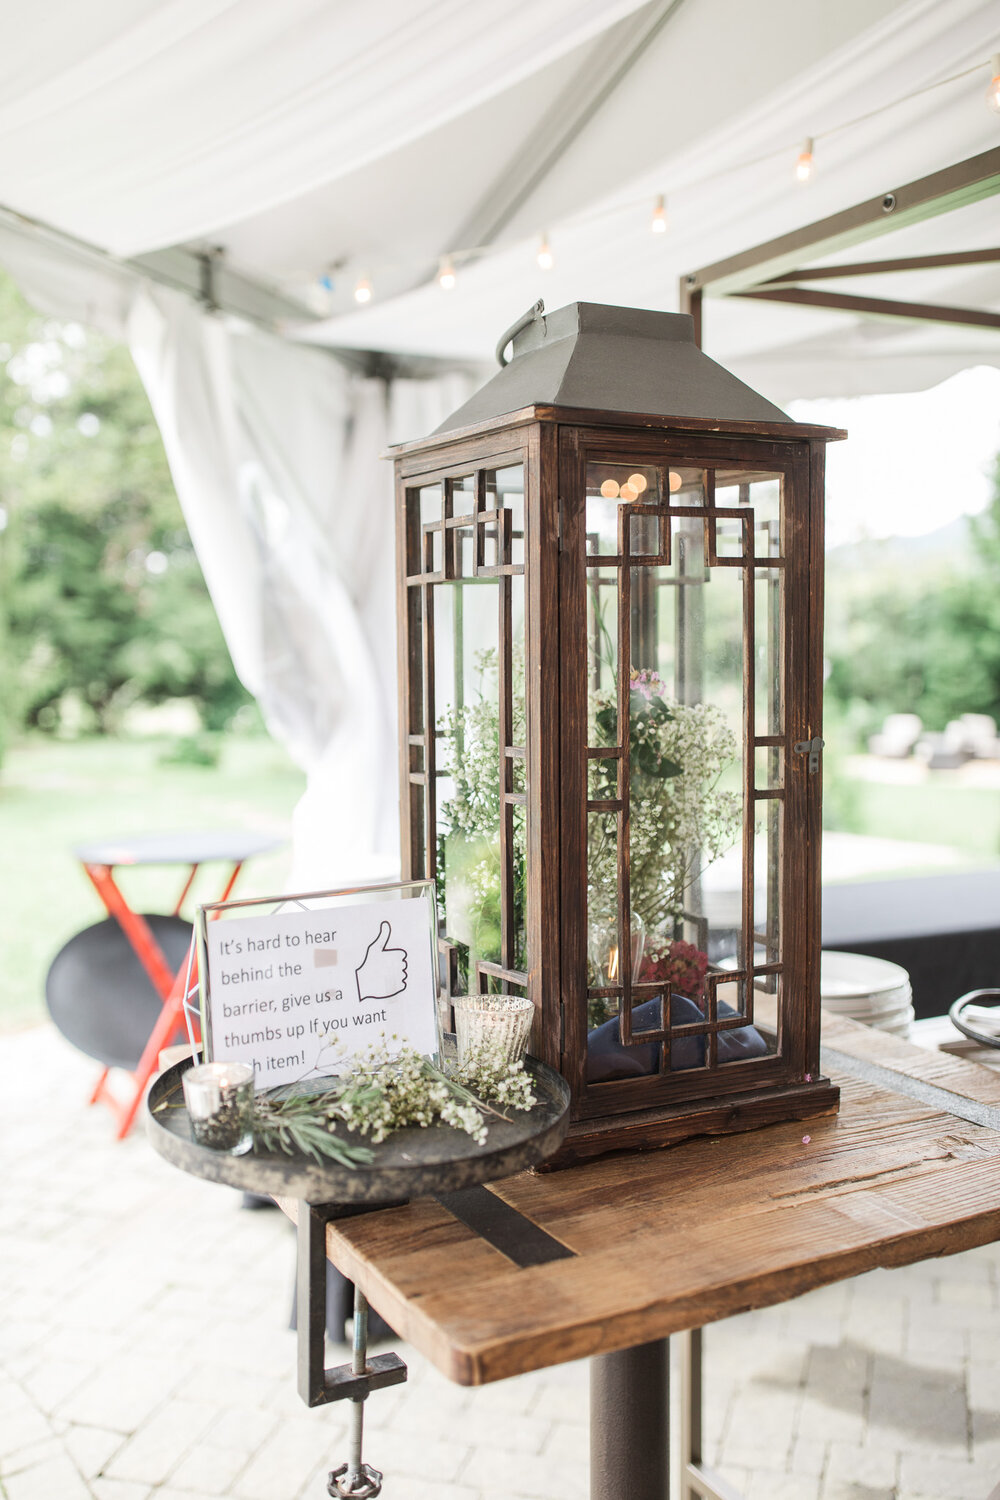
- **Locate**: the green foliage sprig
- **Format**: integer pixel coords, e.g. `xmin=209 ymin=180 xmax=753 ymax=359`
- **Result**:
xmin=588 ymin=668 xmax=741 ymax=936
xmin=336 ymin=1039 xmax=535 ymax=1146
xmin=244 ymin=1039 xmax=536 ymax=1162
xmin=450 ymin=1042 xmax=538 ymax=1112
xmin=251 ymin=1089 xmax=375 ymax=1168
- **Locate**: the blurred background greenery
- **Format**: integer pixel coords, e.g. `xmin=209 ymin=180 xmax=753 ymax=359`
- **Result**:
xmin=0 ymin=271 xmax=249 ymax=752
xmin=0 ymin=271 xmax=302 ymax=1032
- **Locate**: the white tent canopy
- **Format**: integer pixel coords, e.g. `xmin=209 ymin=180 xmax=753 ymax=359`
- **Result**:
xmin=1 ymin=0 xmax=998 ymax=882
xmin=2 ymin=0 xmax=996 ymax=396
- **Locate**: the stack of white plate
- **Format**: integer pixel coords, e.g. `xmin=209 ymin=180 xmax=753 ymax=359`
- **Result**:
xmin=819 ymin=950 xmax=914 ymax=1037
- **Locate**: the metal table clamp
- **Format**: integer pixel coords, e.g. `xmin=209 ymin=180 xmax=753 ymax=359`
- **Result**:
xmin=297 ymin=1202 xmax=408 ymax=1498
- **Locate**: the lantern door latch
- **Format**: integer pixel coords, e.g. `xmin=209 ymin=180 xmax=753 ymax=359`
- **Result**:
xmin=793 ymin=736 xmax=824 ymax=774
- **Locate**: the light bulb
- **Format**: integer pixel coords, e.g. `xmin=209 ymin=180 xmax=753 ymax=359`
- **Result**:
xmin=988 ymin=54 xmax=1000 ymax=114
xmin=668 ymin=471 xmax=683 ymax=493
xmin=650 ymin=194 xmax=667 ymax=234
xmin=795 ymin=138 xmax=814 ymax=183
xmin=438 ymin=257 xmax=456 ymax=290
xmin=620 ymin=483 xmax=638 ymax=502
xmin=354 ymin=276 xmax=373 ymax=304
xmin=537 ymin=234 xmax=554 ymax=271
xmin=600 ymin=479 xmax=620 ymax=499
xmin=628 ymin=472 xmax=648 ymax=494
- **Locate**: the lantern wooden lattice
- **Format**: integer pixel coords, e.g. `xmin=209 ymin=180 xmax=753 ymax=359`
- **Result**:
xmin=392 ymin=302 xmax=844 ymax=1165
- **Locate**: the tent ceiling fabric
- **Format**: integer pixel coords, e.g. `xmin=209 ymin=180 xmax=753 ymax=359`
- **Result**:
xmin=0 ymin=0 xmax=997 ymax=399
xmin=0 ymin=0 xmax=651 ymax=257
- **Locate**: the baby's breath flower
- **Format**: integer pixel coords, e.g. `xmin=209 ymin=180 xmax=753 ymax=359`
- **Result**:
xmin=451 ymin=1040 xmax=537 ymax=1111
xmin=334 ymin=1039 xmax=534 ymax=1147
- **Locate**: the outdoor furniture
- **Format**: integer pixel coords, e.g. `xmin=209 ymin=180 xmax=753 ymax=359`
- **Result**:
xmin=867 ymin=712 xmax=923 ymax=758
xmin=952 ymin=713 xmax=1000 ymax=759
xmin=289 ymin=1013 xmax=1000 ymax=1500
xmin=912 ymin=715 xmax=1000 ymax=769
xmin=48 ymin=830 xmax=281 ymax=1138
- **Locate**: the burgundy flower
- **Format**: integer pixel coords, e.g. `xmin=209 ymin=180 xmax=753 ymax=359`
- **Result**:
xmin=637 ymin=939 xmax=708 ymax=1000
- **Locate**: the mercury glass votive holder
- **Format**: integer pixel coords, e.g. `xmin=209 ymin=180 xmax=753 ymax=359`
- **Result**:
xmin=453 ymin=994 xmax=534 ymax=1065
xmin=182 ymin=1062 xmax=255 ymax=1154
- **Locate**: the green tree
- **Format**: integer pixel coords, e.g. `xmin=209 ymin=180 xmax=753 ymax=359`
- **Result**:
xmin=0 ymin=271 xmax=249 ymax=737
xmin=825 ymin=454 xmax=1000 ymax=737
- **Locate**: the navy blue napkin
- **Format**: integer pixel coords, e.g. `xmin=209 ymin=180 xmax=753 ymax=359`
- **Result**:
xmin=586 ymin=992 xmax=768 ymax=1082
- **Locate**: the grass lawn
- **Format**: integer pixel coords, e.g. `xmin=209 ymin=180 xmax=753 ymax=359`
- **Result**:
xmin=825 ymin=771 xmax=1000 ymax=868
xmin=0 ymin=734 xmax=305 ymax=1032
xmin=848 ymin=778 xmax=1000 ymax=860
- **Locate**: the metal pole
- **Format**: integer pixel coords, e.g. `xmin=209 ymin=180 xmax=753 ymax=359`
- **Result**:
xmin=347 ymin=1287 xmax=368 ymax=1483
xmin=590 ymin=1338 xmax=670 ymax=1500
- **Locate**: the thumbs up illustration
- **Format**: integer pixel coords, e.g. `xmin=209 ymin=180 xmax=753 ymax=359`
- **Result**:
xmin=355 ymin=921 xmax=408 ymax=1002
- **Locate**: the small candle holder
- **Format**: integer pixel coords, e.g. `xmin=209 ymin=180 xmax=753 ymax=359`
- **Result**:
xmin=182 ymin=1062 xmax=255 ymax=1154
xmin=453 ymin=994 xmax=534 ymax=1065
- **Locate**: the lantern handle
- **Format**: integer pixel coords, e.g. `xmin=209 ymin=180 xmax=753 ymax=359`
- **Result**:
xmin=495 ymin=300 xmax=545 ymax=368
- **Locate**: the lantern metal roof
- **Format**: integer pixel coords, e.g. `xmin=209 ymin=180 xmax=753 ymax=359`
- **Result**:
xmin=433 ymin=301 xmax=792 ymax=435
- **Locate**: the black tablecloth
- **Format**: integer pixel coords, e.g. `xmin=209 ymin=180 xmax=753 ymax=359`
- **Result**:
xmin=822 ymin=871 xmax=1000 ymax=1019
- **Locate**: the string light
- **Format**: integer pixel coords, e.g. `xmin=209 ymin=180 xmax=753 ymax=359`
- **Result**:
xmin=988 ymin=53 xmax=1000 ymax=114
xmin=313 ymin=56 xmax=991 ymax=310
xmin=795 ymin=137 xmax=814 ymax=183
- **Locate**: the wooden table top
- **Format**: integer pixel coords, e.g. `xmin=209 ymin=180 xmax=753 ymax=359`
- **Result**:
xmin=307 ymin=1015 xmax=1000 ymax=1386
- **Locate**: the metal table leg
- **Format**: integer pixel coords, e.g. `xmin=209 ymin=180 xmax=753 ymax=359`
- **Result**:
xmin=590 ymin=1338 xmax=670 ymax=1500
xmin=678 ymin=1328 xmax=745 ymax=1500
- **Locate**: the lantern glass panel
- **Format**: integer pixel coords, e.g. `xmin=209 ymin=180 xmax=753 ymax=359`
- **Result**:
xmin=583 ymin=460 xmax=793 ymax=1086
xmin=412 ymin=465 xmax=528 ymax=1007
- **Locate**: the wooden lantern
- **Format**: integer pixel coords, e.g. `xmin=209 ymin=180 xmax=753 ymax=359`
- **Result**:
xmin=392 ymin=302 xmax=844 ymax=1165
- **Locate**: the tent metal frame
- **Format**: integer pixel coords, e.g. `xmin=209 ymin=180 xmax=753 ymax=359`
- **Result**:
xmin=0 ymin=201 xmax=475 ymax=380
xmin=447 ymin=0 xmax=686 ymax=258
xmin=680 ymin=146 xmax=1000 ymax=347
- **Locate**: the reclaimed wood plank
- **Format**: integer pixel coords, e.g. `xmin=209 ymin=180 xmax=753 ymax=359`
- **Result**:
xmin=311 ymin=1026 xmax=1000 ymax=1384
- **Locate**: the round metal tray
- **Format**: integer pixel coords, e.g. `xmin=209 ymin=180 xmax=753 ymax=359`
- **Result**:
xmin=146 ymin=1056 xmax=570 ymax=1202
xmin=949 ymin=989 xmax=1000 ymax=1051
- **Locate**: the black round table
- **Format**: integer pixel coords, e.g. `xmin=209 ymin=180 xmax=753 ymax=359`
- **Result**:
xmin=50 ymin=828 xmax=284 ymax=1137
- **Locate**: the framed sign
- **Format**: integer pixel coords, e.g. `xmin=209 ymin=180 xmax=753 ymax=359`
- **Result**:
xmin=195 ymin=879 xmax=439 ymax=1090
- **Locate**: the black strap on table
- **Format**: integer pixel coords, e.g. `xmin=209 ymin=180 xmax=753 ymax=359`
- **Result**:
xmin=436 ymin=1185 xmax=575 ymax=1267
xmin=822 ymin=1044 xmax=1000 ymax=1134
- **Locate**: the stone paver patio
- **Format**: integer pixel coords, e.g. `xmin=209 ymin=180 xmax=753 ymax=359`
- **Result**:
xmin=1 ymin=1024 xmax=999 ymax=1500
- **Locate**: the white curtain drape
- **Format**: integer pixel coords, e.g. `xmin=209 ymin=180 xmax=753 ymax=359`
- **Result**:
xmin=0 ymin=220 xmax=472 ymax=888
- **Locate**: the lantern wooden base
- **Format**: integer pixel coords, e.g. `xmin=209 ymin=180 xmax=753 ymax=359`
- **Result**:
xmin=538 ymin=1077 xmax=840 ymax=1171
